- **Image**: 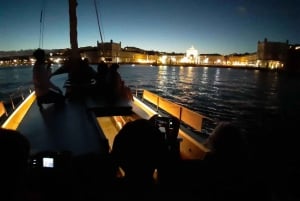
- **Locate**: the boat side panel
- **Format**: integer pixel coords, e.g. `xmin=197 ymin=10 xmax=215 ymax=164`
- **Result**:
xmin=158 ymin=97 xmax=181 ymax=118
xmin=142 ymin=90 xmax=209 ymax=132
xmin=142 ymin=90 xmax=159 ymax=107
xmin=181 ymin=107 xmax=204 ymax=132
xmin=178 ymin=129 xmax=210 ymax=160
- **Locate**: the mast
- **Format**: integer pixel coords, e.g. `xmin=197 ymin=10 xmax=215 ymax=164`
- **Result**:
xmin=67 ymin=0 xmax=85 ymax=98
xmin=69 ymin=0 xmax=80 ymax=61
xmin=67 ymin=0 xmax=84 ymax=91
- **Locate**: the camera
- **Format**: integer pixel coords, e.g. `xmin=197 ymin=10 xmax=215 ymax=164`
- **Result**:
xmin=29 ymin=151 xmax=72 ymax=170
xmin=154 ymin=116 xmax=179 ymax=141
xmin=30 ymin=151 xmax=68 ymax=169
xmin=30 ymin=156 xmax=55 ymax=168
xmin=42 ymin=157 xmax=54 ymax=168
xmin=153 ymin=116 xmax=181 ymax=158
xmin=154 ymin=116 xmax=174 ymax=133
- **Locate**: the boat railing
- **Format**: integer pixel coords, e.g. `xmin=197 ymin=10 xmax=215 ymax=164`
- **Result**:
xmin=131 ymin=88 xmax=217 ymax=136
xmin=9 ymin=86 xmax=33 ymax=109
xmin=0 ymin=86 xmax=34 ymax=127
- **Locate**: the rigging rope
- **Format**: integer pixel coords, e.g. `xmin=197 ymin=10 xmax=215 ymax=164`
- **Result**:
xmin=38 ymin=0 xmax=46 ymax=48
xmin=94 ymin=0 xmax=104 ymax=44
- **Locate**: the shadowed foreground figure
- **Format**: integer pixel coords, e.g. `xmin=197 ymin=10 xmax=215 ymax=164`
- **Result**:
xmin=201 ymin=122 xmax=260 ymax=201
xmin=158 ymin=121 xmax=257 ymax=201
xmin=0 ymin=128 xmax=30 ymax=201
xmin=110 ymin=118 xmax=168 ymax=200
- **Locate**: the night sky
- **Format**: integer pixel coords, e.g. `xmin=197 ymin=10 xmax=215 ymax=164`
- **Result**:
xmin=0 ymin=0 xmax=299 ymax=54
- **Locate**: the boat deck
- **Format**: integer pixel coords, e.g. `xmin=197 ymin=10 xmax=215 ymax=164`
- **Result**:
xmin=17 ymin=97 xmax=109 ymax=156
xmin=16 ymin=74 xmax=117 ymax=156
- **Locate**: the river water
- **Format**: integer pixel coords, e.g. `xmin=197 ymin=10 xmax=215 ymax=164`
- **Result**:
xmin=1 ymin=64 xmax=300 ymax=139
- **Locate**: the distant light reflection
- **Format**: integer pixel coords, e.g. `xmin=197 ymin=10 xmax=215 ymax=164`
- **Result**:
xmin=213 ymin=68 xmax=220 ymax=88
xmin=201 ymin=67 xmax=208 ymax=85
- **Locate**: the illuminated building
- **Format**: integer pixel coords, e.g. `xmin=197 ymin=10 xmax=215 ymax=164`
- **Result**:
xmin=185 ymin=46 xmax=199 ymax=64
xmin=257 ymin=38 xmax=289 ymax=69
xmin=97 ymin=40 xmax=122 ymax=62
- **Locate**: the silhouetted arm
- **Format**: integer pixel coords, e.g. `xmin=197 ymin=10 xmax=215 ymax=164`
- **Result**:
xmin=51 ymin=65 xmax=68 ymax=77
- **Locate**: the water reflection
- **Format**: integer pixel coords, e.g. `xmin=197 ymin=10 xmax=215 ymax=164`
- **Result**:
xmin=201 ymin=67 xmax=208 ymax=85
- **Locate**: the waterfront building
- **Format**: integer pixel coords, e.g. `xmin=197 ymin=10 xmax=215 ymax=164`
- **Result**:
xmin=199 ymin=54 xmax=224 ymax=65
xmin=226 ymin=53 xmax=257 ymax=67
xmin=257 ymin=38 xmax=289 ymax=69
xmin=183 ymin=46 xmax=200 ymax=64
xmin=120 ymin=47 xmax=159 ymax=64
xmin=97 ymin=40 xmax=122 ymax=63
xmin=80 ymin=46 xmax=99 ymax=63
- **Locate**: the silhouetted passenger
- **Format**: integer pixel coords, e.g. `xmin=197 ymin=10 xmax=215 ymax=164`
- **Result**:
xmin=120 ymin=80 xmax=134 ymax=101
xmin=204 ymin=121 xmax=248 ymax=160
xmin=110 ymin=118 xmax=168 ymax=200
xmin=81 ymin=58 xmax=97 ymax=82
xmin=104 ymin=63 xmax=134 ymax=102
xmin=97 ymin=61 xmax=109 ymax=77
xmin=96 ymin=61 xmax=109 ymax=92
xmin=0 ymin=128 xmax=30 ymax=201
xmin=97 ymin=60 xmax=106 ymax=72
xmin=32 ymin=48 xmax=65 ymax=110
xmin=147 ymin=115 xmax=193 ymax=200
xmin=201 ymin=121 xmax=251 ymax=201
xmin=105 ymin=63 xmax=123 ymax=102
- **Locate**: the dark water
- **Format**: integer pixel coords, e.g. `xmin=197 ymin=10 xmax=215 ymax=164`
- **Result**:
xmin=119 ymin=65 xmax=300 ymax=132
xmin=0 ymin=66 xmax=33 ymax=98
xmin=1 ymin=64 xmax=300 ymax=137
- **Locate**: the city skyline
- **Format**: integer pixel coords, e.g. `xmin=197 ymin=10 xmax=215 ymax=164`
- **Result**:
xmin=0 ymin=0 xmax=299 ymax=55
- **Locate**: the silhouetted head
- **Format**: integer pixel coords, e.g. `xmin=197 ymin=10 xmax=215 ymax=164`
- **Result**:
xmin=0 ymin=128 xmax=30 ymax=167
xmin=111 ymin=119 xmax=167 ymax=182
xmin=205 ymin=122 xmax=248 ymax=159
xmin=33 ymin=48 xmax=46 ymax=61
xmin=0 ymin=128 xmax=30 ymax=196
xmin=110 ymin=63 xmax=119 ymax=71
xmin=97 ymin=61 xmax=108 ymax=74
xmin=82 ymin=58 xmax=90 ymax=67
xmin=148 ymin=114 xmax=159 ymax=125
